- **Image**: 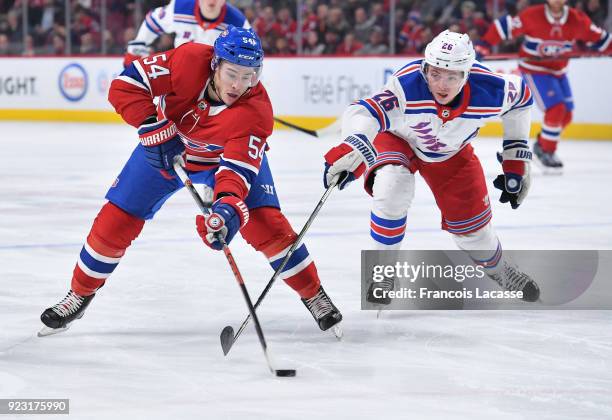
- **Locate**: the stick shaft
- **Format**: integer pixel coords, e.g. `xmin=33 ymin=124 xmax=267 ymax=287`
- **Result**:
xmin=230 ymin=179 xmax=338 ymax=345
xmin=173 ymin=157 xmax=275 ymax=373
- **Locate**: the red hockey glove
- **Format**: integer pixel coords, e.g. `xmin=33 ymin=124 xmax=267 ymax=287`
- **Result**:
xmin=196 ymin=196 xmax=249 ymax=250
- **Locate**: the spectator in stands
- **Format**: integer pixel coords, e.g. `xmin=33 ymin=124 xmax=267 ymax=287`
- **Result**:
xmin=0 ymin=0 xmax=607 ymax=57
xmin=22 ymin=33 xmax=35 ymax=56
xmin=585 ymin=0 xmax=607 ymax=28
xmin=254 ymin=6 xmax=276 ymax=39
xmin=274 ymin=36 xmax=291 ymax=55
xmin=79 ymin=32 xmax=96 ymax=54
xmin=327 ymin=6 xmax=350 ymax=39
xmin=353 ymin=6 xmax=375 ymax=44
xmin=398 ymin=12 xmax=424 ymax=54
xmin=0 ymin=32 xmax=10 ymax=55
xmin=48 ymin=32 xmax=65 ymax=55
xmin=336 ymin=31 xmax=363 ymax=55
xmin=357 ymin=25 xmax=388 ymax=55
xmin=274 ymin=6 xmax=297 ymax=51
xmin=457 ymin=1 xmax=489 ymax=35
xmin=322 ymin=30 xmax=340 ymax=54
xmin=370 ymin=3 xmax=388 ymax=31
xmin=303 ymin=30 xmax=325 ymax=55
xmin=6 ymin=9 xmax=22 ymax=45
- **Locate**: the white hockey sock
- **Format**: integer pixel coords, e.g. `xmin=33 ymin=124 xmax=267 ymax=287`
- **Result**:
xmin=369 ymin=165 xmax=414 ymax=250
xmin=452 ymin=223 xmax=503 ymax=272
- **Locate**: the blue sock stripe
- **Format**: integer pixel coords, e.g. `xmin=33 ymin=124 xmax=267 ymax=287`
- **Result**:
xmin=79 ymin=247 xmax=119 ymax=275
xmin=370 ymin=212 xmax=407 ymax=229
xmin=270 ymin=244 xmax=309 ymax=273
xmin=370 ymin=230 xmax=404 ymax=245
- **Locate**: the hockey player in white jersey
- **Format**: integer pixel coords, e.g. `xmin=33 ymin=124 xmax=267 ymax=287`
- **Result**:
xmin=124 ymin=0 xmax=249 ymax=67
xmin=323 ymin=30 xmax=540 ymax=303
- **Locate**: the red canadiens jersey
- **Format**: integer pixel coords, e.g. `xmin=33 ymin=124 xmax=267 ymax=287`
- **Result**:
xmin=483 ymin=4 xmax=611 ymax=75
xmin=108 ymin=43 xmax=274 ymax=201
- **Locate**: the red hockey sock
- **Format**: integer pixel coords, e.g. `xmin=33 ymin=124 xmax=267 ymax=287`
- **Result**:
xmin=71 ymin=202 xmax=144 ymax=296
xmin=539 ymin=103 xmax=567 ymax=153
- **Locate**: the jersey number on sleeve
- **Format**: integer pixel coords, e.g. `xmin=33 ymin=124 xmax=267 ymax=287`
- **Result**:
xmin=371 ymin=90 xmax=399 ymax=112
xmin=248 ymin=135 xmax=265 ymax=160
xmin=143 ymin=54 xmax=170 ymax=80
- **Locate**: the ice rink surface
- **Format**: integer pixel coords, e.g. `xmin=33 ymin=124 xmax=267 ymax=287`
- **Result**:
xmin=1 ymin=122 xmax=611 ymax=419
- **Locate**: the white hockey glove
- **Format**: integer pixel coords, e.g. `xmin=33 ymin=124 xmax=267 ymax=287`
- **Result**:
xmin=323 ymin=134 xmax=377 ymax=190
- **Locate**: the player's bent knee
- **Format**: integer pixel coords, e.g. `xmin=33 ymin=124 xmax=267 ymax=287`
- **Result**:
xmin=240 ymin=207 xmax=296 ymax=257
xmin=372 ymin=164 xmax=415 ymax=218
xmin=91 ymin=202 xmax=145 ymax=253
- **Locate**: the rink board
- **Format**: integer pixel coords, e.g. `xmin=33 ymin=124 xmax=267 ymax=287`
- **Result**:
xmin=0 ymin=56 xmax=610 ymax=139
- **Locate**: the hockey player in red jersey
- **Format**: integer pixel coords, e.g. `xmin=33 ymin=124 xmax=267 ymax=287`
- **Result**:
xmin=480 ymin=0 xmax=611 ymax=170
xmin=323 ymin=30 xmax=540 ymax=305
xmin=39 ymin=26 xmax=342 ymax=336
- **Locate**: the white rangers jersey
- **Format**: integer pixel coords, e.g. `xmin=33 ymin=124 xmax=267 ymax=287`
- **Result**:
xmin=131 ymin=0 xmax=250 ymax=49
xmin=342 ymin=59 xmax=534 ymax=164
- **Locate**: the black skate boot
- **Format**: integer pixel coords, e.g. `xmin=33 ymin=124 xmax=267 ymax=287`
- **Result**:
xmin=533 ymin=139 xmax=563 ymax=169
xmin=366 ymin=276 xmax=395 ymax=305
xmin=488 ymin=262 xmax=540 ymax=302
xmin=302 ymin=286 xmax=343 ymax=333
xmin=39 ymin=290 xmax=95 ymax=336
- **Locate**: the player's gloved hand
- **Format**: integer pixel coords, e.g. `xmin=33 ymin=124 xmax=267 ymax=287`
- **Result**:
xmin=123 ymin=41 xmax=151 ymax=68
xmin=494 ymin=141 xmax=532 ymax=209
xmin=195 ymin=196 xmax=249 ymax=250
xmin=138 ymin=118 xmax=185 ymax=170
xmin=324 ymin=134 xmax=376 ymax=190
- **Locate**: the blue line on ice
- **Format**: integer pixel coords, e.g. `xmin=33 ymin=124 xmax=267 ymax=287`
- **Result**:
xmin=1 ymin=221 xmax=612 ymax=250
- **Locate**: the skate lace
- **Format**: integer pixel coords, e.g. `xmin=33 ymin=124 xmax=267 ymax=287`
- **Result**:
xmin=491 ymin=264 xmax=530 ymax=292
xmin=51 ymin=291 xmax=84 ymax=317
xmin=376 ymin=277 xmax=394 ymax=291
xmin=304 ymin=289 xmax=333 ymax=320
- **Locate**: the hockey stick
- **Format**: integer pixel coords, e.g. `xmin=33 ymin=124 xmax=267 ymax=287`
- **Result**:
xmin=220 ymin=176 xmax=340 ymax=356
xmin=482 ymin=51 xmax=612 ymax=62
xmin=274 ymin=117 xmax=342 ymax=138
xmin=172 ymin=156 xmax=295 ymax=377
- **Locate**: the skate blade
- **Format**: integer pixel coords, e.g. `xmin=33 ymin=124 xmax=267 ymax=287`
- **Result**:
xmin=534 ymin=160 xmax=563 ymax=175
xmin=37 ymin=325 xmax=71 ymax=337
xmin=376 ymin=309 xmax=383 ymax=319
xmin=541 ymin=166 xmax=563 ymax=176
xmin=331 ymin=324 xmax=343 ymax=340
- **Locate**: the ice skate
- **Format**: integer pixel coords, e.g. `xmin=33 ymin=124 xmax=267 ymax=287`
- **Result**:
xmin=487 ymin=261 xmax=540 ymax=302
xmin=366 ymin=276 xmax=395 ymax=306
xmin=38 ymin=290 xmax=95 ymax=337
xmin=302 ymin=286 xmax=343 ymax=339
xmin=533 ymin=140 xmax=563 ymax=175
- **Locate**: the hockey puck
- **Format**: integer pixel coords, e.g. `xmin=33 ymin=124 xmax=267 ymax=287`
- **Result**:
xmin=275 ymin=369 xmax=296 ymax=377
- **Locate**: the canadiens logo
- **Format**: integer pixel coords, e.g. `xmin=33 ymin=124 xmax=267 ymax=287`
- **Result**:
xmin=537 ymin=41 xmax=571 ymax=57
xmin=441 ymin=109 xmax=450 ymax=118
xmin=197 ymin=101 xmax=208 ymax=111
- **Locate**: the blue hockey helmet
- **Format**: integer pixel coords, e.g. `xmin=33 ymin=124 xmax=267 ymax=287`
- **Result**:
xmin=213 ymin=26 xmax=264 ymax=69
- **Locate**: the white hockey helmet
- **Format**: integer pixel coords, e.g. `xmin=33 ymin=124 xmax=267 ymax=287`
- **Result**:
xmin=421 ymin=30 xmax=476 ymax=86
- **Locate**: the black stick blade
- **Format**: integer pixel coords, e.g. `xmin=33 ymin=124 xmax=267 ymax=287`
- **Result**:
xmin=275 ymin=369 xmax=296 ymax=377
xmin=220 ymin=326 xmax=235 ymax=356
